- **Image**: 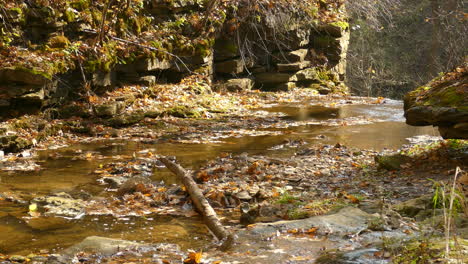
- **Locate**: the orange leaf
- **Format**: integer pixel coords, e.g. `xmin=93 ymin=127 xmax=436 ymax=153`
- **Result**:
xmin=184 ymin=251 xmax=202 ymax=264
xmin=345 ymin=194 xmax=360 ymax=204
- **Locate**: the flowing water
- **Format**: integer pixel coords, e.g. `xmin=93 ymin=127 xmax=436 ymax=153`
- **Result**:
xmin=0 ymin=100 xmax=439 ymax=255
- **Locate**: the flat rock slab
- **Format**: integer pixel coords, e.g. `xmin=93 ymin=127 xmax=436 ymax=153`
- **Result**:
xmin=248 ymin=207 xmax=374 ymax=236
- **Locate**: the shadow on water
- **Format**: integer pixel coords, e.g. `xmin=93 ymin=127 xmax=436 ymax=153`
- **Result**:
xmin=0 ymin=100 xmax=439 ymax=254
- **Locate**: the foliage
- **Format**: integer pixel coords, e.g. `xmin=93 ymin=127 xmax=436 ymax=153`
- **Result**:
xmin=276 ymin=191 xmax=299 ymax=204
xmin=390 ymin=237 xmax=443 ymax=264
xmin=346 ymin=0 xmax=467 ymax=98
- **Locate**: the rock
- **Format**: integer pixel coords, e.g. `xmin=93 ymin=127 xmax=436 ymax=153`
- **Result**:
xmin=318 ymin=86 xmax=332 ymax=95
xmin=214 ymin=38 xmax=239 ymax=61
xmin=235 ymin=191 xmax=252 ymax=200
xmin=26 ymin=217 xmax=71 ymax=231
xmin=276 ymin=61 xmax=310 ymax=72
xmin=248 ymin=66 xmax=267 ymax=73
xmin=293 ymin=68 xmax=319 ymax=82
xmin=0 ymin=135 xmax=32 ymax=153
xmin=0 ymin=67 xmax=51 ymax=86
xmin=439 ymin=123 xmax=468 ymax=139
xmin=107 ymin=112 xmax=145 ymax=127
xmin=271 ymin=82 xmax=296 ymax=91
xmin=215 ymin=59 xmax=245 ymax=74
xmin=92 ymin=71 xmax=115 ymax=88
xmin=33 ymin=192 xmax=85 ymax=217
xmin=58 ymin=104 xmax=91 ymax=118
xmin=115 ymin=94 xmax=136 ymax=104
xmin=393 ymin=195 xmax=432 ymax=218
xmin=404 ymin=66 xmax=467 ymax=139
xmin=9 ymin=255 xmax=26 ymax=262
xmin=61 ymin=236 xmax=149 ymax=256
xmin=374 ymin=153 xmax=410 ymax=170
xmin=166 ymin=105 xmax=203 ymax=118
xmin=319 ymin=22 xmax=349 ymax=38
xmin=0 ymin=99 xmax=10 ymax=107
xmin=116 ymin=58 xmax=171 ymax=73
xmin=254 ymin=72 xmax=295 ymax=84
xmin=144 ymin=108 xmax=164 ymax=118
xmin=138 ymin=76 xmax=156 ymax=86
xmin=272 ymin=49 xmax=308 ymax=63
xmin=117 ymin=176 xmax=152 ymax=197
xmin=249 ymin=207 xmax=374 ymax=236
xmin=240 ymin=203 xmax=259 ymax=226
xmin=219 ymin=78 xmax=254 ymax=92
xmin=93 ymin=102 xmax=125 ymax=117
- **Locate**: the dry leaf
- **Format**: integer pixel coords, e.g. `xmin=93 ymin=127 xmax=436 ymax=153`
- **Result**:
xmin=184 ymin=251 xmax=203 ymax=264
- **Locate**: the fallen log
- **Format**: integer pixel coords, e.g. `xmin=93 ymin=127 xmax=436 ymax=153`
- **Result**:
xmin=158 ymin=157 xmax=235 ymax=251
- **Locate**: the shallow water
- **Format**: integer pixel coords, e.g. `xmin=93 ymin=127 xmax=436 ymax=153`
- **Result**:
xmin=0 ymin=100 xmax=439 ymax=255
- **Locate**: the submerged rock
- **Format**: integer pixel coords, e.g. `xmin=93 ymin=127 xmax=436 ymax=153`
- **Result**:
xmin=61 ymin=236 xmax=150 ymax=256
xmin=33 ymin=192 xmax=85 ymax=217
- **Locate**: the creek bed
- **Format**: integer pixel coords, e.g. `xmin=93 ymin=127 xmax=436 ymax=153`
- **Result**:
xmin=0 ymin=100 xmax=438 ymax=255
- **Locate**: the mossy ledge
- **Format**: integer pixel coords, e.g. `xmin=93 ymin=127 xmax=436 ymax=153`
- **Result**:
xmin=404 ymin=65 xmax=467 ymax=139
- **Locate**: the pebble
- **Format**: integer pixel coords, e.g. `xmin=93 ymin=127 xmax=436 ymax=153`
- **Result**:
xmin=9 ymin=255 xmax=26 ymax=262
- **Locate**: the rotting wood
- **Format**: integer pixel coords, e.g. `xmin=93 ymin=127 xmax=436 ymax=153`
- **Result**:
xmin=158 ymin=157 xmax=235 ymax=251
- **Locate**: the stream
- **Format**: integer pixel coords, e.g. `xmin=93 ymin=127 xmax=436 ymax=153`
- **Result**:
xmin=0 ymin=100 xmax=439 ymax=255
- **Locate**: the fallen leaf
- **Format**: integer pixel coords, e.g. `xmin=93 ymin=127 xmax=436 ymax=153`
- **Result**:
xmin=184 ymin=251 xmax=202 ymax=264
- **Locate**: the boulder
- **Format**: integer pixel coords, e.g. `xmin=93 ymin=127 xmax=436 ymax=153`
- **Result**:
xmin=375 ymin=153 xmax=411 ymax=170
xmin=393 ymin=195 xmax=433 ymax=218
xmin=220 ymin=78 xmax=254 ymax=92
xmin=93 ymin=102 xmax=125 ymax=117
xmin=0 ymin=135 xmax=33 ymax=153
xmin=404 ymin=65 xmax=467 ymax=139
xmin=293 ymin=68 xmax=319 ymax=82
xmin=33 ymin=192 xmax=85 ymax=217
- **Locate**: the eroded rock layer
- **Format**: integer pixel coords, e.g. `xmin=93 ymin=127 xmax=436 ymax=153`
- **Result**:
xmin=404 ymin=65 xmax=468 ymax=139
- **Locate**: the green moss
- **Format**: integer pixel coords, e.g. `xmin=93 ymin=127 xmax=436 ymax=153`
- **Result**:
xmin=166 ymin=105 xmax=202 ymax=118
xmin=71 ymin=0 xmax=90 ymax=11
xmin=14 ymin=66 xmax=52 ymax=80
xmin=276 ymin=192 xmax=298 ymax=204
xmin=48 ymin=35 xmax=70 ymax=49
xmin=329 ymin=21 xmax=349 ymax=30
xmin=287 ymin=208 xmax=309 ymax=220
xmin=64 ymin=8 xmax=76 ymax=23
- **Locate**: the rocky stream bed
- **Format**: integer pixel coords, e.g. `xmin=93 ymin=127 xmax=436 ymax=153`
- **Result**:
xmin=0 ymin=94 xmax=467 ymax=264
